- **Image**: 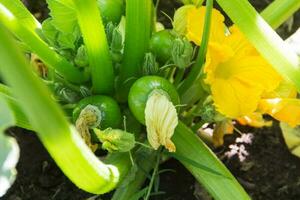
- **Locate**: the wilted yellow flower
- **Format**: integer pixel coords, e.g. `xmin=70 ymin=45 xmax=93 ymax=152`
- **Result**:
xmin=75 ymin=105 xmax=101 ymax=152
xmin=145 ymin=90 xmax=178 ymax=152
xmin=212 ymin=120 xmax=234 ymax=147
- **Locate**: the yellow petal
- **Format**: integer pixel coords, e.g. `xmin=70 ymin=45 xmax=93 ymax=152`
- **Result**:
xmin=173 ymin=5 xmax=196 ymax=35
xmin=237 ymin=113 xmax=272 ymax=128
xmin=145 ymin=90 xmax=178 ymax=152
xmin=258 ymin=98 xmax=300 ymax=127
xmin=186 ymin=6 xmax=226 ymax=45
xmin=262 ymin=80 xmax=297 ymax=99
xmin=204 ymin=28 xmax=281 ymax=118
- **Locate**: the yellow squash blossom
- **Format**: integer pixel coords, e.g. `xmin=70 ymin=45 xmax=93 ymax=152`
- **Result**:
xmin=186 ymin=6 xmax=226 ymax=45
xmin=186 ymin=6 xmax=300 ymax=134
xmin=204 ymin=26 xmax=281 ymax=118
xmin=238 ymin=81 xmax=300 ymax=128
xmin=186 ymin=7 xmax=281 ymax=118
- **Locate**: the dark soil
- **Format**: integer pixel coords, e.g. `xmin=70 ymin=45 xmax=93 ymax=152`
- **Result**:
xmin=2 ymin=1 xmax=300 ymax=200
xmin=221 ymin=123 xmax=300 ymax=200
xmin=2 ymin=129 xmax=91 ymax=200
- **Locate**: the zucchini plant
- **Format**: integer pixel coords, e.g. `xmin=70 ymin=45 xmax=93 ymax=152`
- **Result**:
xmin=0 ymin=0 xmax=299 ymax=199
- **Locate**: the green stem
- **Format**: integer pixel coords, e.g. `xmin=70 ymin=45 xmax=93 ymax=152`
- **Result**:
xmin=173 ymin=122 xmax=250 ymax=200
xmin=0 ymin=84 xmax=32 ymax=130
xmin=116 ymin=0 xmax=152 ymax=102
xmin=112 ymin=147 xmax=157 ymax=200
xmin=72 ymin=0 xmax=114 ymax=94
xmin=216 ymin=0 xmax=300 ymax=92
xmin=0 ymin=0 xmax=88 ymax=84
xmin=0 ymin=25 xmax=119 ymax=194
xmin=261 ymin=0 xmax=300 ymax=29
xmin=174 ymin=68 xmax=185 ymax=87
xmin=144 ymin=150 xmax=160 ymax=200
xmin=178 ymin=0 xmax=213 ymax=96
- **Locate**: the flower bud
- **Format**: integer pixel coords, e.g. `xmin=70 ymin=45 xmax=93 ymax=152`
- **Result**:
xmin=94 ymin=128 xmax=135 ymax=153
xmin=74 ymin=45 xmax=89 ymax=67
xmin=171 ymin=38 xmax=193 ymax=69
xmin=142 ymin=53 xmax=159 ymax=75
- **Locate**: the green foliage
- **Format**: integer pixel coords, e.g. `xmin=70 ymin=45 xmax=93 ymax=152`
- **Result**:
xmin=280 ymin=122 xmax=300 ymax=157
xmin=46 ymin=0 xmax=77 ymax=33
xmin=0 ymin=25 xmax=121 ymax=194
xmin=173 ymin=122 xmax=250 ymax=200
xmin=1 ymin=0 xmax=300 ymax=199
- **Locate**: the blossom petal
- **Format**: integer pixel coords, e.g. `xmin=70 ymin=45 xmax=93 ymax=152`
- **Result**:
xmin=186 ymin=6 xmax=226 ymax=45
xmin=258 ymin=98 xmax=300 ymax=127
xmin=145 ymin=90 xmax=178 ymax=152
xmin=204 ymin=27 xmax=281 ymax=118
xmin=262 ymin=80 xmax=297 ymax=99
xmin=237 ymin=113 xmax=272 ymax=128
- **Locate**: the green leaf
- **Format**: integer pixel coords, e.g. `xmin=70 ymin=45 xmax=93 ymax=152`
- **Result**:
xmin=46 ymin=0 xmax=77 ymax=33
xmin=166 ymin=152 xmax=227 ymax=178
xmin=118 ymin=164 xmax=138 ymax=187
xmin=57 ymin=32 xmax=77 ymax=50
xmin=42 ymin=17 xmax=80 ymax=50
xmin=280 ymin=122 xmax=300 ymax=157
xmin=41 ymin=18 xmax=58 ymax=46
xmin=0 ymin=98 xmax=20 ymax=198
xmin=0 ymin=0 xmax=88 ymax=84
xmin=128 ymin=187 xmax=148 ymax=200
xmin=173 ymin=122 xmax=250 ymax=200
